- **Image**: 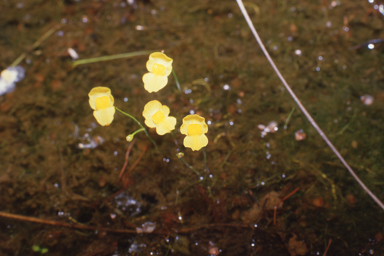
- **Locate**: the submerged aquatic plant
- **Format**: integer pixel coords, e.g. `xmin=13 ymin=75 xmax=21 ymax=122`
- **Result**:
xmin=142 ymin=100 xmax=176 ymax=135
xmin=236 ymin=0 xmax=384 ymax=210
xmin=142 ymin=52 xmax=173 ymax=93
xmin=180 ymin=114 xmax=208 ymax=151
xmin=88 ymin=87 xmax=115 ymax=126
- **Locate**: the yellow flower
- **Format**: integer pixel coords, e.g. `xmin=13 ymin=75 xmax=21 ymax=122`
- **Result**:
xmin=88 ymin=87 xmax=115 ymax=126
xmin=142 ymin=52 xmax=173 ymax=93
xmin=180 ymin=114 xmax=208 ymax=151
xmin=142 ymin=100 xmax=176 ymax=135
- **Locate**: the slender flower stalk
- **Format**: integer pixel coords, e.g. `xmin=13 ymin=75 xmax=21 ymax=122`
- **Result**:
xmin=177 ymin=153 xmax=201 ymax=177
xmin=202 ymin=148 xmax=210 ymax=173
xmin=172 ymin=69 xmax=181 ymax=92
xmin=115 ymin=107 xmax=159 ymax=151
xmin=10 ymin=24 xmax=62 ymax=67
xmin=72 ymin=50 xmax=155 ymax=68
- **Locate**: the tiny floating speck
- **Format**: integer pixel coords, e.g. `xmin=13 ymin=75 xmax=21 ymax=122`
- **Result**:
xmin=360 ymin=94 xmax=374 ymax=105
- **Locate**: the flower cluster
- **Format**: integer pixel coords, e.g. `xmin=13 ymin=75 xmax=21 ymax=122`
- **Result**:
xmin=88 ymin=52 xmax=208 ymax=151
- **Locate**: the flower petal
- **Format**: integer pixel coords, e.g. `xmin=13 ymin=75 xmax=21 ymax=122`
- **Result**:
xmin=183 ymin=134 xmax=208 ymax=151
xmin=146 ymin=52 xmax=173 ymax=76
xmin=180 ymin=114 xmax=208 ymax=135
xmin=143 ymin=100 xmax=161 ymax=118
xmin=143 ymin=100 xmax=162 ymax=128
xmin=93 ymin=106 xmax=115 ymax=126
xmin=89 ymin=87 xmax=114 ymax=110
xmin=159 ymin=105 xmax=170 ymax=116
xmin=156 ymin=116 xmax=176 ymax=135
xmin=180 ymin=122 xmax=188 ymax=136
xmin=143 ymin=73 xmax=168 ymax=93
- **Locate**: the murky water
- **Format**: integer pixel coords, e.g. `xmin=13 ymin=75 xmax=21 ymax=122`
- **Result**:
xmin=1 ymin=0 xmax=384 ymax=255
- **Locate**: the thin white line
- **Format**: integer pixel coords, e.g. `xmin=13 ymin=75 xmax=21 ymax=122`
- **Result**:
xmin=236 ymin=0 xmax=384 ymax=210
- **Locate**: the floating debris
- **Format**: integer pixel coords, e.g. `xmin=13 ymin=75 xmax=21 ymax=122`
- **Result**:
xmin=113 ymin=191 xmax=143 ymax=216
xmin=77 ymin=133 xmax=104 ymax=149
xmin=67 ymin=48 xmax=79 ymax=60
xmin=0 ymin=66 xmax=25 ymax=96
xmin=136 ymin=222 xmax=156 ymax=233
xmin=360 ymin=94 xmax=374 ymax=105
xmin=208 ymin=241 xmax=220 ymax=255
xmin=295 ymin=129 xmax=306 ymax=141
xmin=258 ymin=121 xmax=278 ymax=137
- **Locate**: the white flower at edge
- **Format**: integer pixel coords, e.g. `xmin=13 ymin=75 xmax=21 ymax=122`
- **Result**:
xmin=0 ymin=66 xmax=25 ymax=96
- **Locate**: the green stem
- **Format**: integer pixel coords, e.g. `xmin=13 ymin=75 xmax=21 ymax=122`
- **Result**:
xmin=72 ymin=50 xmax=155 ymax=68
xmin=338 ymin=112 xmax=356 ymax=135
xmin=10 ymin=23 xmax=62 ymax=67
xmin=115 ymin=107 xmax=159 ymax=151
xmin=179 ymin=158 xmax=201 ymax=177
xmin=131 ymin=128 xmax=144 ymax=136
xmin=126 ymin=128 xmax=145 ymax=142
xmin=283 ymin=107 xmax=295 ymax=129
xmin=202 ymin=148 xmax=210 ymax=172
xmin=172 ymin=69 xmax=181 ymax=92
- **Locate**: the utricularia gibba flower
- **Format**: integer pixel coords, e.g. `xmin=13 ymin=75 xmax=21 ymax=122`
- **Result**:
xmin=180 ymin=114 xmax=208 ymax=151
xmin=142 ymin=100 xmax=176 ymax=135
xmin=142 ymin=52 xmax=173 ymax=93
xmin=0 ymin=66 xmax=25 ymax=96
xmin=88 ymin=87 xmax=115 ymax=126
